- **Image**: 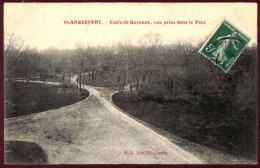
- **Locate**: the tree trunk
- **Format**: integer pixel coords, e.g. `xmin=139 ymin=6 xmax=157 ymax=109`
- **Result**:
xmin=69 ymin=72 xmax=71 ymax=85
xmin=99 ymin=71 xmax=103 ymax=80
xmin=79 ymin=73 xmax=82 ymax=89
xmin=117 ymin=76 xmax=121 ymax=92
xmin=92 ymin=70 xmax=95 ymax=86
xmin=76 ymin=74 xmax=79 ymax=87
xmin=62 ymin=74 xmax=65 ymax=85
xmin=130 ymin=78 xmax=132 ymax=95
xmin=136 ymin=77 xmax=139 ymax=91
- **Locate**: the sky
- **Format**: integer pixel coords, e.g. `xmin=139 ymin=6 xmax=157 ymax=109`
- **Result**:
xmin=4 ymin=3 xmax=257 ymax=50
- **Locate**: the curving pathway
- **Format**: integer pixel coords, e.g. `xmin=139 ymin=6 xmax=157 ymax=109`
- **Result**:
xmin=4 ymin=79 xmax=203 ymax=164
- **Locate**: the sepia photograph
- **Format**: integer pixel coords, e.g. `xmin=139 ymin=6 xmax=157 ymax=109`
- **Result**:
xmin=3 ymin=2 xmax=258 ymax=164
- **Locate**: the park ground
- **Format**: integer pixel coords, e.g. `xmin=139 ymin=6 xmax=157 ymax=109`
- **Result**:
xmin=4 ymin=80 xmax=256 ymax=164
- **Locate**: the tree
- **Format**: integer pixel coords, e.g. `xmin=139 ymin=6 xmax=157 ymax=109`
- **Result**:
xmin=4 ymin=34 xmax=24 ymax=81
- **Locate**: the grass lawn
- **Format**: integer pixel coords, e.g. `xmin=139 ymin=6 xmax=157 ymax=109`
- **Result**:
xmin=112 ymin=91 xmax=257 ymax=160
xmin=4 ymin=141 xmax=48 ymax=164
xmin=4 ymin=81 xmax=89 ymax=118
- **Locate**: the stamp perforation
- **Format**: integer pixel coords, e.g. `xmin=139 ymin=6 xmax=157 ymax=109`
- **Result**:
xmin=198 ymin=18 xmax=251 ymax=73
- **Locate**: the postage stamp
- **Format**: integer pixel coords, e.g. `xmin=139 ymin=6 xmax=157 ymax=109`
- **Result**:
xmin=199 ymin=19 xmax=250 ymax=72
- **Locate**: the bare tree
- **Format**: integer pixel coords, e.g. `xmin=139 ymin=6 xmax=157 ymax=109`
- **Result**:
xmin=4 ymin=34 xmax=24 ymax=82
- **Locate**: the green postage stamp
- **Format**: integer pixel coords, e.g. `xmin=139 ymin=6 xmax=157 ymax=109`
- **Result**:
xmin=199 ymin=19 xmax=250 ymax=72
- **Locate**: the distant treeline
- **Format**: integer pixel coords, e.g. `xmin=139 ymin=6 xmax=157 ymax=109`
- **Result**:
xmin=5 ymin=33 xmax=257 ymax=101
xmin=4 ymin=33 xmax=257 ymax=108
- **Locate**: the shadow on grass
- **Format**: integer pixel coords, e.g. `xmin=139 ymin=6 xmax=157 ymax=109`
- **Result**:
xmin=4 ymin=141 xmax=48 ymax=164
xmin=112 ymin=91 xmax=257 ymax=160
xmin=4 ymin=81 xmax=89 ymax=118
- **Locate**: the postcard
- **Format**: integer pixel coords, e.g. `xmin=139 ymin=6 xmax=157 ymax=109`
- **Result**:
xmin=3 ymin=3 xmax=257 ymax=164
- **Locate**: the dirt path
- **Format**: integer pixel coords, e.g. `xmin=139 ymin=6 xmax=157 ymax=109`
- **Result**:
xmin=5 ymin=79 xmax=204 ymax=164
xmin=81 ymin=84 xmax=202 ymax=164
